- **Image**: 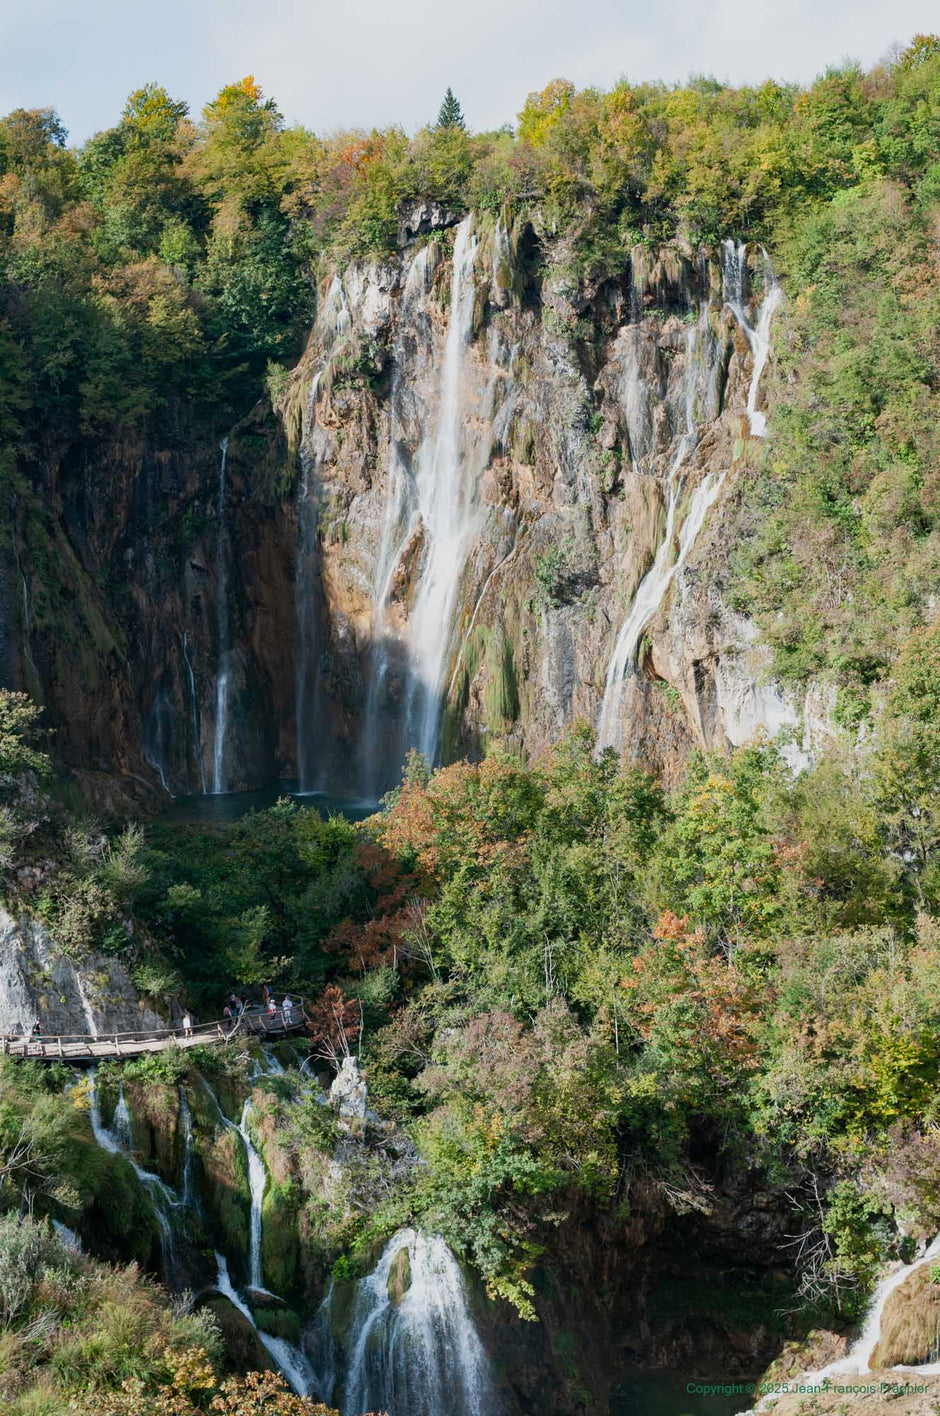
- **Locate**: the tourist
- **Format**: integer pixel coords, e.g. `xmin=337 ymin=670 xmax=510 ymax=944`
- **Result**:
xmin=31 ymin=1020 xmax=42 ymax=1039
xmin=282 ymin=995 xmax=294 ymax=1024
xmin=182 ymin=1010 xmax=193 ymax=1038
xmin=222 ymin=1003 xmax=233 ymax=1028
xmin=262 ymin=984 xmax=270 ymax=1007
xmin=266 ymin=996 xmax=277 ymax=1024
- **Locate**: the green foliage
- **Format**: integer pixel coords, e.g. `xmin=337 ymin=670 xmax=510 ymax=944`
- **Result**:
xmin=435 ymin=89 xmax=466 ymax=131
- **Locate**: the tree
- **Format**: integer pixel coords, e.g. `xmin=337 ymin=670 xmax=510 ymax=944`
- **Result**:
xmin=436 ymin=88 xmax=466 ymax=131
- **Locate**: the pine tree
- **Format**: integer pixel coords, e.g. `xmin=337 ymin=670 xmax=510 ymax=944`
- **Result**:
xmin=436 ymin=88 xmax=466 ymax=130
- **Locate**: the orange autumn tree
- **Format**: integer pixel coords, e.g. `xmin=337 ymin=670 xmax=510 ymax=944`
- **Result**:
xmin=623 ymin=911 xmax=760 ymax=1103
xmin=306 ymin=982 xmax=361 ymax=1066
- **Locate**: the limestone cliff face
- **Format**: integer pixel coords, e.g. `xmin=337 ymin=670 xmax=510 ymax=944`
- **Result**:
xmin=285 ymin=213 xmax=833 ymax=795
xmin=7 ymin=208 xmax=835 ymax=807
xmin=0 ymin=906 xmax=166 ymax=1036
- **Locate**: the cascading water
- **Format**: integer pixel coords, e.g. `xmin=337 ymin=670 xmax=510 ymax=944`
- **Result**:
xmin=744 ymin=1234 xmax=940 ymax=1413
xmin=721 ymin=239 xmax=783 ymax=438
xmin=202 ymin=1080 xmax=313 ymax=1393
xmin=213 ymin=437 xmax=231 ymax=795
xmin=238 ymin=1099 xmax=268 ymax=1292
xmin=309 ymin=1227 xmax=498 ymax=1416
xmin=359 ymin=244 xmax=435 ymax=796
xmin=597 ymin=245 xmax=782 ymax=753
xmin=403 ymin=216 xmax=480 ymax=765
xmin=215 ymin=1252 xmax=317 ymax=1395
xmin=296 ymin=374 xmax=322 ymax=793
xmin=87 ymin=1073 xmax=182 ymax=1285
xmin=596 ymin=309 xmax=724 ymax=752
xmin=182 ymin=631 xmax=207 ymax=794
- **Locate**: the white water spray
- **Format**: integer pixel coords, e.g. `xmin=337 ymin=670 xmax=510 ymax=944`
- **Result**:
xmin=404 ymin=217 xmax=480 ymax=762
xmin=596 ymin=310 xmax=724 ymax=752
xmin=722 ymin=240 xmax=783 ymax=438
xmin=310 ymin=1227 xmax=497 ymax=1416
xmin=215 ymin=1252 xmax=316 ymax=1395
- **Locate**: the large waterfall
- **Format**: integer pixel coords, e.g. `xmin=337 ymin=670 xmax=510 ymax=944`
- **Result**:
xmin=597 ymin=245 xmax=782 ymax=753
xmin=310 ymin=1228 xmax=498 ymax=1416
xmin=359 ymin=243 xmax=436 ymax=797
xmin=213 ymin=437 xmax=231 ymax=794
xmin=403 ymin=216 xmax=480 ymax=766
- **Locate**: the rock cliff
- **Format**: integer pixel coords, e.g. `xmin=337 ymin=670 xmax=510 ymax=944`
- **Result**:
xmin=7 ymin=211 xmax=835 ymax=806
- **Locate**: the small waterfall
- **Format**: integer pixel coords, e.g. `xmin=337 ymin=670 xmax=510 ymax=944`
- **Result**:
xmin=74 ymin=970 xmax=98 ymax=1039
xmin=750 ymin=1234 xmax=940 ymax=1412
xmin=213 ymin=437 xmax=231 ymax=795
xmin=596 ymin=310 xmax=724 ymax=752
xmin=721 ymin=240 xmax=783 ymax=438
xmin=87 ymin=1073 xmax=183 ymax=1286
xmin=182 ymin=631 xmax=207 ymax=794
xmin=203 ymin=1078 xmax=313 ymax=1394
xmin=310 ymin=1228 xmax=498 ymax=1416
xmin=201 ymin=1081 xmax=269 ymax=1292
xmin=111 ymin=1083 xmax=133 ymax=1149
xmin=215 ymin=1252 xmax=316 ymax=1395
xmin=239 ymin=1100 xmax=268 ymax=1292
xmin=404 ymin=216 xmax=480 ymax=764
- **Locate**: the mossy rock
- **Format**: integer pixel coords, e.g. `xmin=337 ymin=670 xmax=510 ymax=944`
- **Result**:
xmin=197 ymin=1125 xmax=251 ymax=1270
xmin=198 ymin=1295 xmax=276 ymax=1375
xmin=254 ymin=1302 xmax=302 ymax=1343
xmin=387 ymin=1246 xmax=411 ymax=1304
xmin=871 ymin=1263 xmax=940 ymax=1367
xmin=260 ymin=1177 xmax=301 ymax=1300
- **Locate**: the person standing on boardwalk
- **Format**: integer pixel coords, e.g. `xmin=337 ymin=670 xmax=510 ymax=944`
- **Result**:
xmin=182 ymin=1010 xmax=193 ymax=1038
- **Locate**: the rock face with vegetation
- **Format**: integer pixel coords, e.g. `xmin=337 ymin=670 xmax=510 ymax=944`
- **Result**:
xmin=2 ymin=38 xmax=940 ymax=1416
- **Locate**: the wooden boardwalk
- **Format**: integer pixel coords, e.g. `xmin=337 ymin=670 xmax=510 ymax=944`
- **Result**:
xmin=0 ymin=1007 xmax=306 ymax=1062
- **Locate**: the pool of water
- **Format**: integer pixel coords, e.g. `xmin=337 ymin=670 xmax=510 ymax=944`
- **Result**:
xmin=611 ymin=1371 xmax=753 ymax=1416
xmin=157 ymin=781 xmax=380 ymax=826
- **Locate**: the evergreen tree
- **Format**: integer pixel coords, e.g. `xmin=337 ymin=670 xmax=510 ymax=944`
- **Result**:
xmin=436 ymin=88 xmax=466 ymax=130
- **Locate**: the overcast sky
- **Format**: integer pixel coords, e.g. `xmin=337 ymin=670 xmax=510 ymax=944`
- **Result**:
xmin=1 ymin=0 xmax=938 ymax=144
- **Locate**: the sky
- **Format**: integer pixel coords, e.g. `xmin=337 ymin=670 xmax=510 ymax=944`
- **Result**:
xmin=1 ymin=0 xmax=938 ymax=144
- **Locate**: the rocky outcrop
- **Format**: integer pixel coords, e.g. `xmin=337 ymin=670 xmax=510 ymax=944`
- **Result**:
xmin=0 ymin=906 xmax=166 ymax=1037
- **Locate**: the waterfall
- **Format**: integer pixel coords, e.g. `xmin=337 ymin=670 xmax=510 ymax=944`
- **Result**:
xmin=201 ymin=1081 xmax=269 ymax=1293
xmin=203 ymin=1079 xmax=314 ymax=1394
xmin=745 ymin=1234 xmax=940 ymax=1413
xmin=213 ymin=437 xmax=231 ymax=795
xmin=310 ymin=1228 xmax=498 ymax=1416
xmin=87 ymin=1073 xmax=183 ymax=1285
xmin=182 ymin=631 xmax=207 ymax=794
xmin=721 ymin=240 xmax=783 ymax=438
xmin=596 ymin=310 xmax=724 ymax=752
xmin=214 ymin=1252 xmax=316 ymax=1395
xmin=359 ymin=245 xmax=434 ymax=797
xmin=597 ymin=246 xmax=783 ymax=753
xmin=239 ymin=1100 xmax=268 ymax=1292
xmin=404 ymin=216 xmax=480 ymax=764
xmin=74 ymin=970 xmax=98 ymax=1039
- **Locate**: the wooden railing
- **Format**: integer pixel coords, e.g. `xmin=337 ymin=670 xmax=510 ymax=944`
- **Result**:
xmin=0 ymin=1006 xmax=306 ymax=1061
